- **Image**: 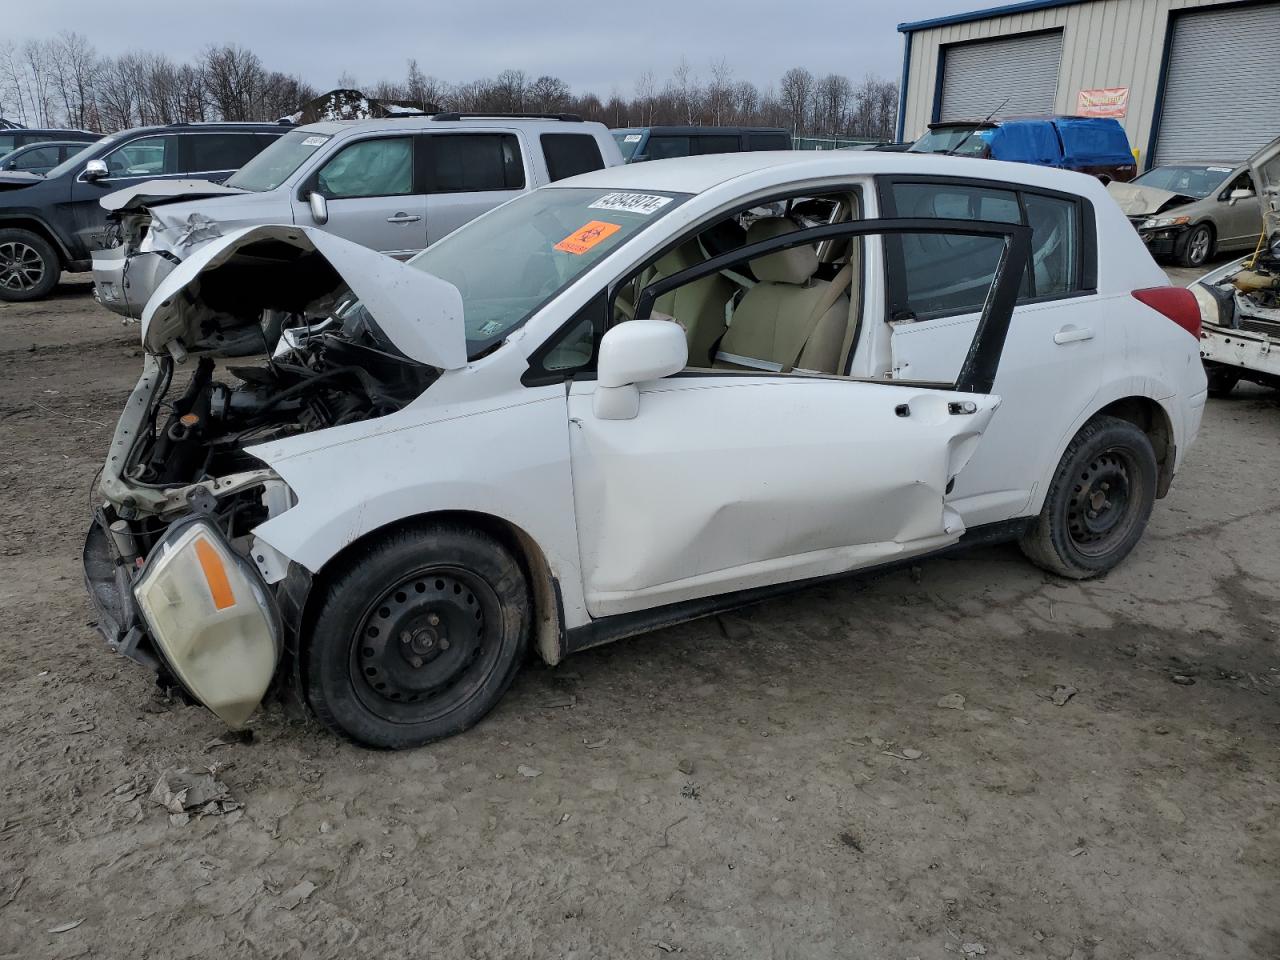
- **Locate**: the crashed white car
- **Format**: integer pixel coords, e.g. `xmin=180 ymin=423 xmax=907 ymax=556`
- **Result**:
xmin=1192 ymin=136 xmax=1280 ymax=395
xmin=84 ymin=152 xmax=1207 ymax=748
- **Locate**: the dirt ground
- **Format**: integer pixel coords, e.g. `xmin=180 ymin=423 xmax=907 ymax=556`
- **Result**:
xmin=1 ymin=269 xmax=1277 ymax=960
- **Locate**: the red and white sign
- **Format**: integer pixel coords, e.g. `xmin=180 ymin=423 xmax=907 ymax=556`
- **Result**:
xmin=1076 ymin=87 xmax=1129 ymax=118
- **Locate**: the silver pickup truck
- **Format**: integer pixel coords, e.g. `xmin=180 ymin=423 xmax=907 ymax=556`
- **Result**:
xmin=94 ymin=112 xmax=623 ymax=317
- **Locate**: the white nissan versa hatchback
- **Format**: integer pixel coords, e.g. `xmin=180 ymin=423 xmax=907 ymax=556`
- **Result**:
xmin=83 ymin=152 xmax=1208 ymax=748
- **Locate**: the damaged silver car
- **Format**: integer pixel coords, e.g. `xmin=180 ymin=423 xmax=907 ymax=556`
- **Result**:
xmin=1192 ymin=137 xmax=1280 ymax=394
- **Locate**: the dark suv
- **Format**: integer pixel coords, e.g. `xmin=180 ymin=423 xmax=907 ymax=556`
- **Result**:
xmin=0 ymin=121 xmax=287 ymax=301
xmin=0 ymin=125 xmax=98 ymax=157
xmin=612 ymin=126 xmax=791 ymax=162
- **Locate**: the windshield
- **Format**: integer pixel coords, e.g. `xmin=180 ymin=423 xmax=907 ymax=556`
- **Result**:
xmin=44 ymin=135 xmax=116 ymax=179
xmin=909 ymin=126 xmax=992 ymax=157
xmin=409 ymin=185 xmax=688 ymax=355
xmin=226 ymin=129 xmax=332 ymax=192
xmin=1132 ymin=164 xmax=1233 ymax=199
xmin=612 ymin=131 xmax=644 ymax=161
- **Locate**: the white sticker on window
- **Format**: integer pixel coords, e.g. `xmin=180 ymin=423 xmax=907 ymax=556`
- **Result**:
xmin=1208 ymin=166 xmax=1233 ymax=173
xmin=302 ymin=135 xmax=330 ymax=147
xmin=588 ymin=192 xmax=673 ymax=216
xmin=623 ymin=134 xmax=642 ymax=143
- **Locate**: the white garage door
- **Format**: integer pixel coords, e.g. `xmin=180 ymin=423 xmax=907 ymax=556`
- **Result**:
xmin=939 ymin=31 xmax=1063 ymax=122
xmin=1154 ymin=4 xmax=1280 ymax=165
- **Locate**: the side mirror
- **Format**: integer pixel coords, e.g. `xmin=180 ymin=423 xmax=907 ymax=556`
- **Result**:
xmin=83 ymin=158 xmax=108 ymax=181
xmin=594 ymin=319 xmax=688 ymax=420
xmin=308 ymin=191 xmax=329 ymax=225
xmin=1228 ymin=188 xmax=1255 ymax=205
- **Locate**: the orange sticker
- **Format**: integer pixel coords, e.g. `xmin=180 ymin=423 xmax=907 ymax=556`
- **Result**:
xmin=554 ymin=220 xmax=621 ymax=255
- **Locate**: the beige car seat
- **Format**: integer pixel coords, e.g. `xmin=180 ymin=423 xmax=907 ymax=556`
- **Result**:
xmin=713 ymin=218 xmax=853 ymax=374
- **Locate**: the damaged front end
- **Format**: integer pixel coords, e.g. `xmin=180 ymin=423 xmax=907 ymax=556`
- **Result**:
xmin=1194 ymin=137 xmax=1280 ymax=386
xmin=85 ymin=225 xmax=465 ymax=727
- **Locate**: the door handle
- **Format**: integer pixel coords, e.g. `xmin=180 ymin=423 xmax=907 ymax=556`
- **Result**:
xmin=1053 ymin=326 xmax=1094 ymax=345
xmin=386 ymin=213 xmax=422 ymax=224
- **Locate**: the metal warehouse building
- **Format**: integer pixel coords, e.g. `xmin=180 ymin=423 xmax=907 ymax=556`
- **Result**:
xmin=896 ymin=0 xmax=1280 ymax=168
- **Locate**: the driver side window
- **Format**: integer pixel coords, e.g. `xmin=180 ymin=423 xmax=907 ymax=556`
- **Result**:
xmin=315 ymin=137 xmax=413 ymax=199
xmin=105 ymin=135 xmax=173 ymax=178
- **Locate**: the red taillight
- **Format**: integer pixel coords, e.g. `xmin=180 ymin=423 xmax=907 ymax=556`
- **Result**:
xmin=1132 ymin=286 xmax=1201 ymax=339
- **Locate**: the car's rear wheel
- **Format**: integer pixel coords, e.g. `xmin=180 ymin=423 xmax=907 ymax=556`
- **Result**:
xmin=1177 ymin=223 xmax=1214 ymax=268
xmin=305 ymin=522 xmax=529 ymax=748
xmin=1019 ymin=415 xmax=1157 ymax=580
xmin=1205 ymin=363 xmax=1240 ymax=397
xmin=0 ymin=228 xmax=60 ymax=302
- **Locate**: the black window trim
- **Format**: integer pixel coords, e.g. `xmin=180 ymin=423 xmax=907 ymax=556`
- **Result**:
xmin=521 ymin=291 xmax=607 ymax=387
xmin=634 ymin=216 xmax=1031 ymax=396
xmin=875 ymin=174 xmax=1097 ymax=324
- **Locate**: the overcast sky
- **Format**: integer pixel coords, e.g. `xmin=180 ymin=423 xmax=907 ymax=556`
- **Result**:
xmin=16 ymin=0 xmax=974 ymax=93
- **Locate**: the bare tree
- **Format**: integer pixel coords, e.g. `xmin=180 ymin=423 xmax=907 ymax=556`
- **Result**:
xmin=634 ymin=70 xmax=655 ymax=125
xmin=529 ymin=75 xmax=569 ymax=113
xmin=706 ymin=58 xmax=733 ymax=126
xmin=493 ymin=69 xmax=527 ymax=112
xmin=669 ymin=57 xmax=701 ymax=124
xmin=49 ymin=32 xmax=99 ymax=130
xmin=779 ymin=67 xmax=814 ymax=136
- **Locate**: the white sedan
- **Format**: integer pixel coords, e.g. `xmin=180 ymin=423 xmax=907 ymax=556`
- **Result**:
xmin=84 ymin=151 xmax=1208 ymax=747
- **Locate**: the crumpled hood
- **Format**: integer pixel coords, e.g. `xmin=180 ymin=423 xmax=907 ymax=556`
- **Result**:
xmin=140 ymin=224 xmax=467 ymax=370
xmin=100 ymin=178 xmax=247 ymax=213
xmin=1106 ymin=181 xmax=1192 ymax=216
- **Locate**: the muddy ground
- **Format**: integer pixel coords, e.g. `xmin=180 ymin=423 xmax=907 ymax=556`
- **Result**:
xmin=0 ymin=271 xmax=1277 ymax=960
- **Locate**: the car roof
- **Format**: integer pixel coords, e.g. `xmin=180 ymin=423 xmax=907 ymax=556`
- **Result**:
xmin=1143 ymin=160 xmax=1243 ymax=169
xmin=550 ymin=150 xmax=1108 ymax=197
xmin=619 ymin=125 xmax=788 ymax=135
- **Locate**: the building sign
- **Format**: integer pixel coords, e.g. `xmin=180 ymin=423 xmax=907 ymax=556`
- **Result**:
xmin=1076 ymin=87 xmax=1129 ymax=118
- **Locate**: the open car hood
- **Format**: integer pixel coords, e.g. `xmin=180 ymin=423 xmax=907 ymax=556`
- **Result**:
xmin=141 ymin=224 xmax=468 ymax=369
xmin=1106 ymin=181 xmax=1192 ymax=216
xmin=1248 ymin=134 xmax=1280 ymax=239
xmin=101 ymin=178 xmax=247 ymax=213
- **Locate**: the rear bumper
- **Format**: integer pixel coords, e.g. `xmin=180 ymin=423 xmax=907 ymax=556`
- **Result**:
xmin=92 ymin=247 xmax=178 ymax=319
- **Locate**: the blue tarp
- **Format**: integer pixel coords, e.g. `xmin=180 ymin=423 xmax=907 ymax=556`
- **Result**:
xmin=985 ymin=117 xmax=1132 ymax=168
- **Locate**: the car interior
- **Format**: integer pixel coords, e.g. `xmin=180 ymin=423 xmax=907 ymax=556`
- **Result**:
xmin=612 ymin=190 xmax=865 ymax=376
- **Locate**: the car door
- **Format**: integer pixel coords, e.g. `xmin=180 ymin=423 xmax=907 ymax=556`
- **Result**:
xmin=69 ymin=133 xmax=178 ymax=255
xmin=562 ymin=214 xmax=1027 ymax=619
xmin=304 ymin=135 xmax=426 ymax=256
xmin=1215 ymin=169 xmax=1261 ymax=248
xmin=877 ymin=178 xmax=1102 ymax=528
xmin=422 ymin=132 xmax=526 ymax=245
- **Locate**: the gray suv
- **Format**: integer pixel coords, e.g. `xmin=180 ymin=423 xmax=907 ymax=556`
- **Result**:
xmin=94 ymin=113 xmax=624 ymax=317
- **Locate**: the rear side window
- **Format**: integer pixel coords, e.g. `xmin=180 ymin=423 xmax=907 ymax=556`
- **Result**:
xmin=185 ymin=133 xmax=265 ymax=173
xmin=11 ymin=145 xmax=60 ymax=170
xmin=427 ymin=134 xmax=524 ymax=192
xmin=104 ymin=135 xmax=174 ymax=178
xmin=693 ymin=135 xmax=740 ymax=155
xmin=748 ymin=132 xmax=791 ymax=151
xmin=646 ymin=136 xmax=690 ymax=160
xmin=541 ymin=133 xmax=605 ymax=182
xmin=882 ymin=180 xmax=1086 ymax=319
xmin=316 ymin=137 xmax=413 ymax=198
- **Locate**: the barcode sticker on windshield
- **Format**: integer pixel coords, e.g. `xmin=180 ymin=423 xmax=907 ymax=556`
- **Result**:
xmin=301 ymin=135 xmax=330 ymax=147
xmin=589 ymin=192 xmax=673 ymax=216
xmin=1208 ymin=166 xmax=1233 ymax=172
xmin=623 ymin=134 xmax=642 ymax=143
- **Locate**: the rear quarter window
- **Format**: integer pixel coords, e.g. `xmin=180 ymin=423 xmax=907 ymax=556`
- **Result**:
xmin=427 ymin=133 xmax=525 ymax=192
xmin=541 ymin=133 xmax=605 ymax=182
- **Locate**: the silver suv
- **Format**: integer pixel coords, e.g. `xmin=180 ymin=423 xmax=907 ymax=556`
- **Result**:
xmin=94 ymin=113 xmax=623 ymax=317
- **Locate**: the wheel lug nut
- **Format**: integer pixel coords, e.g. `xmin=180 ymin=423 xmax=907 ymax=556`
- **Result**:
xmin=410 ymin=656 xmax=424 ymax=668
xmin=428 ymin=613 xmax=440 ymax=626
xmin=439 ymin=639 xmax=450 ymax=651
xmin=400 ymin=631 xmax=412 ymax=644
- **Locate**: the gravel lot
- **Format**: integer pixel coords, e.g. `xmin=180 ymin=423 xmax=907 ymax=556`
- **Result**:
xmin=1 ymin=267 xmax=1276 ymax=960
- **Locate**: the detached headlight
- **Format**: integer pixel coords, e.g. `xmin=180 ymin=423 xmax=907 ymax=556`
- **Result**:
xmin=1142 ymin=215 xmax=1191 ymax=230
xmin=1190 ymin=283 xmax=1221 ymax=329
xmin=133 ymin=519 xmax=281 ymax=728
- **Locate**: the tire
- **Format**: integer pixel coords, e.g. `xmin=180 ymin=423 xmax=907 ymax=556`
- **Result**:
xmin=304 ymin=522 xmax=529 ymax=749
xmin=1019 ymin=415 xmax=1158 ymax=580
xmin=0 ymin=228 xmax=60 ymax=302
xmin=1205 ymin=364 xmax=1240 ymax=398
xmin=1177 ymin=223 xmax=1214 ymax=268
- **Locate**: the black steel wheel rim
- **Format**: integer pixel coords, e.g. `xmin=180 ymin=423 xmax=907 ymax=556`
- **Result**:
xmin=350 ymin=565 xmax=504 ymax=724
xmin=0 ymin=240 xmax=45 ymax=292
xmin=1066 ymin=448 xmax=1139 ymax=557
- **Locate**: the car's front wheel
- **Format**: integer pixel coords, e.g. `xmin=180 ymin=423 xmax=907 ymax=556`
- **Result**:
xmin=1019 ymin=415 xmax=1157 ymax=580
xmin=305 ymin=522 xmax=530 ymax=749
xmin=1177 ymin=223 xmax=1214 ymax=268
xmin=0 ymin=228 xmax=60 ymax=302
